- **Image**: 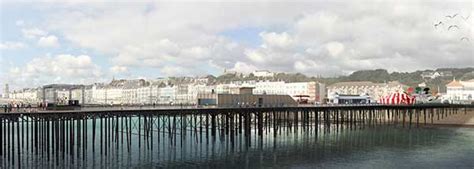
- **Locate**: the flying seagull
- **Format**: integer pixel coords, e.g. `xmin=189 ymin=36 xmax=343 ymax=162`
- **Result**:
xmin=446 ymin=13 xmax=458 ymax=19
xmin=461 ymin=15 xmax=470 ymax=21
xmin=460 ymin=37 xmax=469 ymax=41
xmin=448 ymin=25 xmax=459 ymax=30
xmin=434 ymin=21 xmax=443 ymax=28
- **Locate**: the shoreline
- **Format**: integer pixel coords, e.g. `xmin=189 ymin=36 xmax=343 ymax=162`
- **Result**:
xmin=422 ymin=123 xmax=474 ymax=128
xmin=417 ymin=109 xmax=474 ymax=128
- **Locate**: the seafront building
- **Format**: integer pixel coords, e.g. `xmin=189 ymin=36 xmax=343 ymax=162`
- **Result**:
xmin=9 ymin=88 xmax=41 ymax=103
xmin=197 ymin=87 xmax=297 ymax=107
xmin=252 ymin=81 xmax=325 ymax=103
xmin=445 ymin=79 xmax=474 ymax=103
xmin=3 ymin=84 xmax=9 ymax=98
xmin=6 ymin=78 xmax=327 ymax=105
xmin=327 ymin=81 xmax=406 ymax=103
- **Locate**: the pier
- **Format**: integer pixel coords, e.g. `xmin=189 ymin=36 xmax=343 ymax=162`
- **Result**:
xmin=0 ymin=104 xmax=473 ymax=168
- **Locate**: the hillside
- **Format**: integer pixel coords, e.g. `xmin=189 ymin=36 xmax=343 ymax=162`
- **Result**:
xmin=334 ymin=68 xmax=474 ymax=93
xmin=210 ymin=67 xmax=474 ymax=93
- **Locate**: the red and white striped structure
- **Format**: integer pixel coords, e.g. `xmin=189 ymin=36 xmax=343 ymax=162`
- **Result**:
xmin=378 ymin=92 xmax=416 ymax=105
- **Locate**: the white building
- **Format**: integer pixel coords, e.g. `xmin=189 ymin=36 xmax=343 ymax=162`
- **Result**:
xmin=7 ymin=78 xmax=330 ymax=106
xmin=252 ymin=70 xmax=274 ymax=78
xmin=3 ymin=84 xmax=9 ymax=98
xmin=215 ymin=83 xmax=242 ymax=94
xmin=91 ymin=85 xmax=124 ymax=105
xmin=9 ymin=88 xmax=40 ymax=103
xmin=193 ymin=77 xmax=209 ymax=84
xmin=158 ymin=86 xmax=177 ymax=104
xmin=327 ymin=81 xmax=406 ymax=102
xmin=83 ymin=86 xmax=94 ymax=104
xmin=137 ymin=86 xmax=152 ymax=104
xmin=445 ymin=79 xmax=474 ymax=102
xmin=56 ymin=89 xmax=71 ymax=104
xmin=252 ymin=81 xmax=325 ymax=103
xmin=421 ymin=71 xmax=453 ymax=79
xmin=254 ymin=81 xmax=286 ymax=95
xmin=107 ymin=88 xmax=124 ymax=105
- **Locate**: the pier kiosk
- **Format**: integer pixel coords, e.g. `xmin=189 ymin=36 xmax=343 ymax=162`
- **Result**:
xmin=42 ymin=84 xmax=85 ymax=110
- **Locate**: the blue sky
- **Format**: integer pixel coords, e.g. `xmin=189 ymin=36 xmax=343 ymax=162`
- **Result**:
xmin=220 ymin=27 xmax=263 ymax=47
xmin=1 ymin=0 xmax=473 ymax=91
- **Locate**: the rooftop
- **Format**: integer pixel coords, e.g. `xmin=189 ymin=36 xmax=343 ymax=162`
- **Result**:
xmin=446 ymin=80 xmax=463 ymax=87
xmin=329 ymin=81 xmax=404 ymax=88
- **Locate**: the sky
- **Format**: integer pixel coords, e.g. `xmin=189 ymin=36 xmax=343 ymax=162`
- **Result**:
xmin=0 ymin=0 xmax=473 ymax=91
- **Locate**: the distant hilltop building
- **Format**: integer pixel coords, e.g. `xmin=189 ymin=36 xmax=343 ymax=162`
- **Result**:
xmin=421 ymin=71 xmax=452 ymax=79
xmin=3 ymin=84 xmax=9 ymax=98
xmin=252 ymin=70 xmax=274 ymax=78
xmin=223 ymin=69 xmax=276 ymax=78
xmin=445 ymin=79 xmax=474 ymax=102
xmin=223 ymin=69 xmax=244 ymax=76
xmin=327 ymin=81 xmax=406 ymax=102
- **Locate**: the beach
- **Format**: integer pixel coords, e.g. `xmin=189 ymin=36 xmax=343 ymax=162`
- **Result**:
xmin=428 ymin=108 xmax=474 ymax=127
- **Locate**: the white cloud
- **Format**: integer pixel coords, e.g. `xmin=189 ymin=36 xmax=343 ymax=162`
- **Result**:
xmin=245 ymin=49 xmax=266 ymax=64
xmin=25 ymin=0 xmax=473 ymax=77
xmin=181 ymin=46 xmax=211 ymax=60
xmin=0 ymin=41 xmax=26 ymax=50
xmin=230 ymin=61 xmax=258 ymax=74
xmin=38 ymin=35 xmax=60 ymax=47
xmin=238 ymin=1 xmax=474 ymax=75
xmin=294 ymin=60 xmax=317 ymax=72
xmin=21 ymin=28 xmax=47 ymax=39
xmin=325 ymin=41 xmax=345 ymax=57
xmin=7 ymin=54 xmax=103 ymax=88
xmin=109 ymin=65 xmax=128 ymax=74
xmin=259 ymin=32 xmax=294 ymax=49
xmin=160 ymin=66 xmax=183 ymax=76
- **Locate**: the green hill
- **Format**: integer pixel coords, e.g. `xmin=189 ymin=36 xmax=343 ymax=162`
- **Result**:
xmin=209 ymin=67 xmax=474 ymax=93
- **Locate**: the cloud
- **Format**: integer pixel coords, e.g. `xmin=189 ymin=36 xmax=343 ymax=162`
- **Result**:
xmin=294 ymin=60 xmax=317 ymax=72
xmin=245 ymin=49 xmax=266 ymax=64
xmin=259 ymin=32 xmax=294 ymax=49
xmin=230 ymin=61 xmax=258 ymax=74
xmin=238 ymin=1 xmax=474 ymax=75
xmin=109 ymin=65 xmax=128 ymax=74
xmin=7 ymin=54 xmax=103 ymax=88
xmin=113 ymin=39 xmax=180 ymax=67
xmin=325 ymin=41 xmax=345 ymax=57
xmin=160 ymin=65 xmax=191 ymax=77
xmin=0 ymin=41 xmax=26 ymax=50
xmin=18 ymin=0 xmax=474 ymax=78
xmin=21 ymin=28 xmax=47 ymax=39
xmin=38 ymin=35 xmax=59 ymax=47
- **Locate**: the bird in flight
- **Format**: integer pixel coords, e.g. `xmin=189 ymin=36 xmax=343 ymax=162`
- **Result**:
xmin=460 ymin=37 xmax=469 ymax=41
xmin=448 ymin=25 xmax=459 ymax=30
xmin=434 ymin=21 xmax=443 ymax=28
xmin=461 ymin=15 xmax=470 ymax=21
xmin=446 ymin=14 xmax=458 ymax=19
